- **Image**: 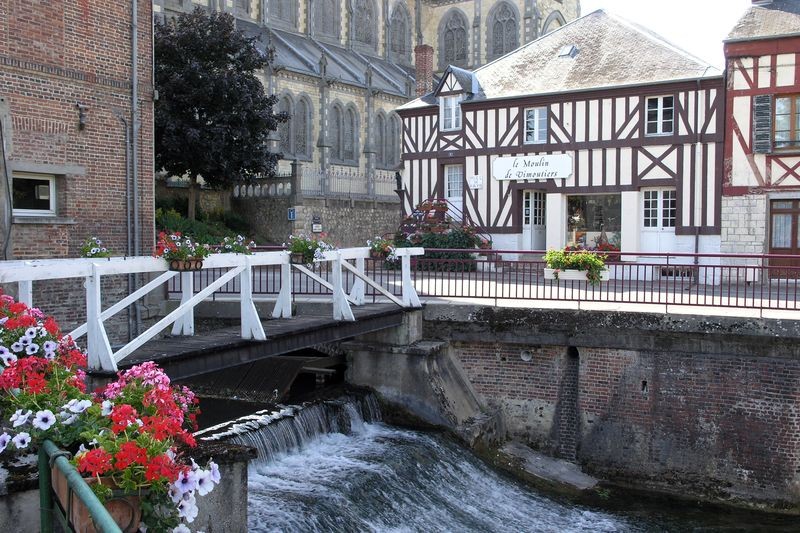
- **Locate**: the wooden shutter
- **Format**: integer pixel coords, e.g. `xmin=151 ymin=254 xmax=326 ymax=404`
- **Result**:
xmin=752 ymin=94 xmax=772 ymax=154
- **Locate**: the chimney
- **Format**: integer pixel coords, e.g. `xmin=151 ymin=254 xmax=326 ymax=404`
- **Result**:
xmin=414 ymin=44 xmax=434 ymax=97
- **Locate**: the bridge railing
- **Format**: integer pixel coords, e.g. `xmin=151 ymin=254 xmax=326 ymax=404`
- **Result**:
xmin=167 ymin=248 xmax=800 ymax=313
xmin=0 ymin=247 xmax=424 ymax=372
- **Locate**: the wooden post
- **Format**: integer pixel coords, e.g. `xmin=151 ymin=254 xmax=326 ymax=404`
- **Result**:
xmin=272 ymin=257 xmax=293 ymax=318
xmin=171 ymin=271 xmax=194 ymax=336
xmin=85 ymin=266 xmax=114 ymax=371
xmin=240 ymin=257 xmax=266 ymax=340
xmin=349 ymin=256 xmax=366 ymax=305
xmin=401 ymin=254 xmax=421 ymax=308
xmin=18 ymin=280 xmax=32 ymax=307
xmin=332 ymin=252 xmax=355 ymax=321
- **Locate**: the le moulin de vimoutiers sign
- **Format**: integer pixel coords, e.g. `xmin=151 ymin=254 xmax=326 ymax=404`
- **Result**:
xmin=492 ymin=154 xmax=573 ymax=181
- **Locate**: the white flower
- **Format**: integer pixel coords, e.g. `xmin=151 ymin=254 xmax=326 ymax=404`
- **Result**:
xmin=174 ymin=469 xmax=197 ymax=494
xmin=10 ymin=409 xmax=31 ymax=427
xmin=194 ymin=469 xmax=214 ymax=496
xmin=138 ymin=522 xmax=148 ymax=533
xmin=67 ymin=399 xmax=92 ymax=414
xmin=32 ymin=410 xmax=56 ymax=431
xmin=0 ymin=316 xmax=7 ymax=325
xmin=19 ymin=337 xmax=31 ymax=347
xmin=176 ymin=495 xmax=198 ymax=523
xmin=208 ymin=460 xmax=221 ymax=484
xmin=38 ymin=328 xmax=47 ymax=338
xmin=24 ymin=327 xmax=37 ymax=339
xmin=173 ymin=524 xmax=191 ymax=533
xmin=1 ymin=351 xmax=17 ymax=366
xmin=168 ymin=486 xmax=183 ymax=504
xmin=25 ymin=343 xmax=39 ymax=355
xmin=43 ymin=351 xmax=56 ymax=361
xmin=0 ymin=432 xmax=11 ymax=453
xmin=101 ymin=400 xmax=113 ymax=416
xmin=76 ymin=444 xmax=88 ymax=456
xmin=10 ymin=342 xmax=23 ymax=353
xmin=12 ymin=432 xmax=30 ymax=449
xmin=59 ymin=411 xmax=78 ymax=425
xmin=90 ymin=247 xmax=100 ymax=255
xmin=42 ymin=340 xmax=57 ymax=352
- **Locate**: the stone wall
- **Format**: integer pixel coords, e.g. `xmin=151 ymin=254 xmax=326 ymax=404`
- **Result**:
xmin=234 ymin=196 xmax=402 ymax=247
xmin=720 ymin=194 xmax=767 ymax=254
xmin=354 ymin=304 xmax=800 ymax=511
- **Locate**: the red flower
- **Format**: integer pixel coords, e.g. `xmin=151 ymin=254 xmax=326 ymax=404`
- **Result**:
xmin=43 ymin=316 xmax=60 ymax=336
xmin=114 ymin=442 xmax=149 ymax=470
xmin=8 ymin=302 xmax=27 ymax=314
xmin=25 ymin=372 xmax=48 ymax=394
xmin=77 ymin=449 xmax=113 ymax=477
xmin=110 ymin=404 xmax=139 ymax=434
xmin=144 ymin=453 xmax=179 ymax=482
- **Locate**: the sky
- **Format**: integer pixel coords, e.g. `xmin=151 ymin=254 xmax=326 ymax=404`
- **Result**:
xmin=579 ymin=0 xmax=753 ymax=69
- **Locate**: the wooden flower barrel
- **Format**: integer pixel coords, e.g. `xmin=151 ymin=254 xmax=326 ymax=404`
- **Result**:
xmin=51 ymin=466 xmax=142 ymax=533
xmin=370 ymin=250 xmax=386 ymax=260
xmin=290 ymin=252 xmax=308 ymax=264
xmin=168 ymin=257 xmax=204 ymax=271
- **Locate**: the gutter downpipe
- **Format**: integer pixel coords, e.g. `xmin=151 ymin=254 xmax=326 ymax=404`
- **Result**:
xmin=131 ymin=0 xmax=142 ymax=336
xmin=116 ymin=114 xmax=136 ymax=342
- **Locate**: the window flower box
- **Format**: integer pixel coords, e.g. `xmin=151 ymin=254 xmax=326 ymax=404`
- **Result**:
xmin=544 ymin=268 xmax=610 ymax=282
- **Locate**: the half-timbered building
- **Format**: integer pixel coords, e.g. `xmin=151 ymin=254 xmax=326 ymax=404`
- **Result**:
xmin=398 ymin=9 xmax=725 ymax=259
xmin=723 ymin=0 xmax=800 ymax=268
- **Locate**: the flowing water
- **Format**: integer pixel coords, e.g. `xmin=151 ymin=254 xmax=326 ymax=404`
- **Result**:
xmin=199 ymin=395 xmax=795 ymax=533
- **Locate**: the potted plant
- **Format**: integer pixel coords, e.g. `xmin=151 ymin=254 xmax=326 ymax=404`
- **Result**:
xmin=366 ymin=236 xmax=393 ymax=259
xmin=154 ymin=231 xmax=211 ymax=271
xmin=0 ymin=295 xmax=219 ymax=532
xmin=217 ymin=235 xmax=256 ymax=255
xmin=543 ymin=247 xmax=609 ymax=285
xmin=80 ymin=237 xmax=113 ymax=258
xmin=286 ymin=234 xmax=335 ymax=265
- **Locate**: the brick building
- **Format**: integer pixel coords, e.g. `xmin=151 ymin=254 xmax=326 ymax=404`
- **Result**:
xmin=0 ymin=0 xmax=155 ymax=334
xmin=0 ymin=0 xmax=154 ymax=260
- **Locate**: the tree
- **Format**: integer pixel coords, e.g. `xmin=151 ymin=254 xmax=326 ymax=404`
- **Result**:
xmin=155 ymin=8 xmax=286 ymax=220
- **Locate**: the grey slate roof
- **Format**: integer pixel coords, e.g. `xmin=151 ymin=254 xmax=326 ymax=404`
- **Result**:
xmin=726 ymin=0 xmax=800 ymax=42
xmin=399 ymin=9 xmax=720 ymax=110
xmin=237 ymin=20 xmax=415 ymax=98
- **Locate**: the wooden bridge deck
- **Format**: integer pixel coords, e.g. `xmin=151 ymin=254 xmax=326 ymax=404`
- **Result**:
xmin=122 ymin=303 xmax=406 ymax=381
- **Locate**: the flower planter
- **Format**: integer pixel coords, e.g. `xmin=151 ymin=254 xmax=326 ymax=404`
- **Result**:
xmin=370 ymin=250 xmax=387 ymax=260
xmin=168 ymin=258 xmax=204 ymax=271
xmin=290 ymin=252 xmax=309 ymax=265
xmin=51 ymin=466 xmax=142 ymax=533
xmin=544 ymin=268 xmax=610 ymax=282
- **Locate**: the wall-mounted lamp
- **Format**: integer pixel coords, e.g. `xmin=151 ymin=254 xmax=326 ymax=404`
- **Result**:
xmin=76 ymin=103 xmax=88 ymax=130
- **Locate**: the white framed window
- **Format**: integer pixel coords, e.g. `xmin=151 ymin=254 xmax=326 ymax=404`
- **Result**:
xmin=645 ymin=96 xmax=674 ymax=136
xmin=643 ymin=189 xmax=676 ymax=229
xmin=524 ymin=107 xmax=547 ymax=144
xmin=440 ymin=95 xmax=463 ymax=131
xmin=445 ymin=165 xmax=463 ymax=199
xmin=12 ymin=173 xmax=56 ymax=216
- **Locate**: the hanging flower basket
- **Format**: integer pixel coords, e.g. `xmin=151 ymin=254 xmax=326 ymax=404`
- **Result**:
xmin=168 ymin=257 xmax=204 ymax=271
xmin=51 ymin=466 xmax=142 ymax=533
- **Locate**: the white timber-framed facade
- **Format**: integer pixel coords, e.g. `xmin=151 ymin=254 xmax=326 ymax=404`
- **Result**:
xmin=398 ymin=10 xmax=725 ymax=258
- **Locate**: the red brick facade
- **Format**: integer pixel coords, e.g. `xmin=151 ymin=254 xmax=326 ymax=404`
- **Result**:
xmin=454 ymin=340 xmax=800 ymax=506
xmin=0 ymin=0 xmax=155 ymax=260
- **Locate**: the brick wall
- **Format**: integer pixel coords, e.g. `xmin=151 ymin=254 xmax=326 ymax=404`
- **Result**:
xmin=451 ymin=339 xmax=800 ymax=507
xmin=0 ymin=0 xmax=155 ymax=335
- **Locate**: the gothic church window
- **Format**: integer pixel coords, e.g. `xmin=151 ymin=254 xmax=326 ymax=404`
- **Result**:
xmin=487 ymin=2 xmax=518 ymax=60
xmin=343 ymin=107 xmax=357 ymax=161
xmin=375 ymin=113 xmax=386 ymax=167
xmin=389 ymin=3 xmax=410 ymax=60
xmin=277 ymin=95 xmax=293 ymax=156
xmin=315 ymin=0 xmax=340 ymax=39
xmin=269 ymin=0 xmax=296 ymax=27
xmin=353 ymin=0 xmax=377 ymax=48
xmin=439 ymin=10 xmax=469 ymax=69
xmin=330 ymin=105 xmax=343 ymax=161
xmin=330 ymin=103 xmax=359 ymax=164
xmin=388 ymin=113 xmax=401 ymax=167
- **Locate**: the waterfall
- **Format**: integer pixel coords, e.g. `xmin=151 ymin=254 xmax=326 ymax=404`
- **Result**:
xmin=195 ymin=393 xmax=381 ymax=464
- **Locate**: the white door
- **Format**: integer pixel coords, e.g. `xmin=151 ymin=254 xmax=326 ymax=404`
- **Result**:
xmin=523 ymin=191 xmax=546 ymax=250
xmin=640 ymin=189 xmax=677 ymax=253
xmin=445 ymin=165 xmax=463 ymax=222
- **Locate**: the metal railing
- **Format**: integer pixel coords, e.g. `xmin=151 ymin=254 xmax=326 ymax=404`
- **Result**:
xmin=39 ymin=439 xmax=122 ymax=533
xmin=168 ymin=249 xmax=800 ymax=313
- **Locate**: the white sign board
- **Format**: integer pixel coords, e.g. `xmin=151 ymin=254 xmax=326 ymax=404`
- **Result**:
xmin=492 ymin=154 xmax=573 ymax=181
xmin=467 ymin=175 xmax=483 ymax=189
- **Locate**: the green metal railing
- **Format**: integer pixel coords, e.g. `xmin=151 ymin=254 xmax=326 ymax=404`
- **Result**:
xmin=39 ymin=439 xmax=122 ymax=533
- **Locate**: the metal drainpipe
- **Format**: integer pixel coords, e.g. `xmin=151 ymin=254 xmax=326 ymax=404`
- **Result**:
xmin=131 ymin=0 xmax=142 ymax=335
xmin=116 ymin=114 xmax=135 ymax=342
xmin=0 ymin=119 xmax=13 ymax=260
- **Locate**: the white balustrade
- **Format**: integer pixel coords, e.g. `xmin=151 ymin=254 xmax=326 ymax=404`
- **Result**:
xmin=0 ymin=247 xmax=425 ymax=372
